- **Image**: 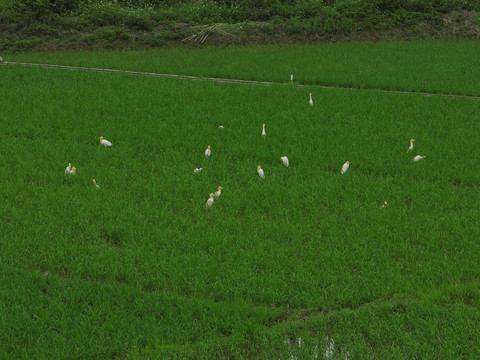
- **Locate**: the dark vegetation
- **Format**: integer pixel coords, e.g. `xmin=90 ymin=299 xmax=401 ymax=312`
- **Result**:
xmin=1 ymin=0 xmax=480 ymax=52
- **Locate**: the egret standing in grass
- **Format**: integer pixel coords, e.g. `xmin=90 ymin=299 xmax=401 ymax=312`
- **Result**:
xmin=281 ymin=156 xmax=289 ymax=167
xmin=206 ymin=193 xmax=214 ymax=207
xmin=381 ymin=201 xmax=387 ymax=208
xmin=407 ymin=138 xmax=415 ymax=152
xmin=257 ymin=166 xmax=264 ymax=178
xmin=262 ymin=124 xmax=266 ymax=137
xmin=309 ymin=93 xmax=313 ymax=107
xmin=194 ymin=167 xmax=203 ymax=173
xmin=341 ymin=161 xmax=350 ymax=174
xmin=413 ymin=155 xmax=426 ymax=162
xmin=99 ymin=136 xmax=112 ymax=147
xmin=93 ymin=179 xmax=99 ymax=188
xmin=215 ymin=186 xmax=222 ymax=198
xmin=65 ymin=163 xmax=72 ymax=174
xmin=205 ymin=145 xmax=211 ymax=157
xmin=65 ymin=163 xmax=76 ymax=175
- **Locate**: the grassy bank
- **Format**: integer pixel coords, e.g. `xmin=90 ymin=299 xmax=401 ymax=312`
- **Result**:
xmin=1 ymin=0 xmax=480 ymax=51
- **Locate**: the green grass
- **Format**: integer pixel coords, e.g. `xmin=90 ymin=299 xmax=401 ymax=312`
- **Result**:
xmin=6 ymin=39 xmax=480 ymax=96
xmin=1 ymin=55 xmax=480 ymax=358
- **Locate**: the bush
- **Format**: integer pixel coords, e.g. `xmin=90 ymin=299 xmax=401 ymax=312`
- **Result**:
xmin=80 ymin=33 xmax=97 ymax=44
xmin=10 ymin=38 xmax=42 ymax=52
xmin=124 ymin=12 xmax=154 ymax=30
xmin=285 ymin=16 xmax=308 ymax=35
xmin=99 ymin=27 xmax=131 ymax=41
xmin=82 ymin=2 xmax=126 ymax=26
xmin=50 ymin=0 xmax=82 ymax=14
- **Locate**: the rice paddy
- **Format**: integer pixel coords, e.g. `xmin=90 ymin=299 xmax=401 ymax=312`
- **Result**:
xmin=1 ymin=41 xmax=480 ymax=358
xmin=7 ymin=39 xmax=480 ymax=95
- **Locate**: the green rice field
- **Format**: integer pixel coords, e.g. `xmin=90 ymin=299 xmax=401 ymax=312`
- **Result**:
xmin=6 ymin=39 xmax=480 ymax=96
xmin=1 ymin=41 xmax=480 ymax=358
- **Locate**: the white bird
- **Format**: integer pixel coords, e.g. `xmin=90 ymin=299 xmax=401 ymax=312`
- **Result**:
xmin=206 ymin=193 xmax=214 ymax=207
xmin=413 ymin=155 xmax=426 ymax=162
xmin=99 ymin=136 xmax=112 ymax=147
xmin=280 ymin=156 xmax=289 ymax=167
xmin=205 ymin=145 xmax=211 ymax=157
xmin=309 ymin=93 xmax=313 ymax=107
xmin=262 ymin=124 xmax=266 ymax=137
xmin=214 ymin=186 xmax=222 ymax=198
xmin=257 ymin=166 xmax=264 ymax=178
xmin=290 ymin=74 xmax=293 ymax=82
xmin=407 ymin=138 xmax=415 ymax=152
xmin=93 ymin=179 xmax=99 ymax=188
xmin=65 ymin=163 xmax=76 ymax=175
xmin=0 ymin=56 xmax=4 ymax=63
xmin=194 ymin=167 xmax=203 ymax=173
xmin=341 ymin=161 xmax=350 ymax=174
xmin=219 ymin=125 xmax=224 ymax=129
xmin=381 ymin=201 xmax=387 ymax=208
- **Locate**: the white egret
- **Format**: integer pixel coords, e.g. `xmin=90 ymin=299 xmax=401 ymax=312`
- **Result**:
xmin=291 ymin=74 xmax=293 ymax=82
xmin=99 ymin=136 xmax=112 ymax=147
xmin=262 ymin=124 xmax=266 ymax=137
xmin=70 ymin=167 xmax=77 ymax=175
xmin=206 ymin=193 xmax=214 ymax=207
xmin=413 ymin=155 xmax=426 ymax=162
xmin=219 ymin=125 xmax=224 ymax=129
xmin=381 ymin=201 xmax=387 ymax=208
xmin=65 ymin=163 xmax=72 ymax=174
xmin=205 ymin=145 xmax=211 ymax=157
xmin=93 ymin=179 xmax=99 ymax=188
xmin=214 ymin=186 xmax=222 ymax=198
xmin=341 ymin=161 xmax=350 ymax=174
xmin=407 ymin=138 xmax=415 ymax=152
xmin=194 ymin=168 xmax=203 ymax=173
xmin=280 ymin=156 xmax=289 ymax=167
xmin=309 ymin=93 xmax=313 ymax=107
xmin=257 ymin=166 xmax=264 ymax=178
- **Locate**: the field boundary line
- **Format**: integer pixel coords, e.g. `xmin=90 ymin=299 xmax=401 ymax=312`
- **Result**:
xmin=3 ymin=61 xmax=480 ymax=101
